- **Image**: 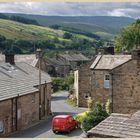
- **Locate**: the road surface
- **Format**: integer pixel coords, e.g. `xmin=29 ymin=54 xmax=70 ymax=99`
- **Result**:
xmin=9 ymin=91 xmax=87 ymax=138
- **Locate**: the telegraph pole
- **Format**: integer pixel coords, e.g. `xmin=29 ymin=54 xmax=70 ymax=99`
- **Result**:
xmin=36 ymin=48 xmax=42 ymax=120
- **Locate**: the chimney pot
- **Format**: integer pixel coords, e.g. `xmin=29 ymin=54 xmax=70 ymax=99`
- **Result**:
xmin=5 ymin=54 xmax=15 ymax=65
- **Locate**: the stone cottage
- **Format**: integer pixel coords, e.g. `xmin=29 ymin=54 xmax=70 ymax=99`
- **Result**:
xmin=59 ymin=53 xmax=90 ymax=69
xmin=46 ymin=53 xmax=90 ymax=77
xmin=75 ymin=54 xmax=131 ymax=108
xmin=0 ymin=51 xmax=47 ymax=72
xmin=46 ymin=56 xmax=71 ymax=77
xmin=0 ymin=54 xmax=52 ymax=136
xmin=75 ymin=48 xmax=140 ymax=114
xmin=74 ymin=59 xmax=94 ymax=106
xmin=110 ymin=49 xmax=140 ymax=114
xmin=90 ymin=54 xmax=131 ymax=112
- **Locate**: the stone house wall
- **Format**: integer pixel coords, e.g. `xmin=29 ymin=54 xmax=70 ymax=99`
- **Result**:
xmin=0 ymin=92 xmax=39 ymax=136
xmin=91 ymin=70 xmax=110 ymax=106
xmin=75 ymin=61 xmax=93 ymax=107
xmin=17 ymin=92 xmax=39 ymax=130
xmin=35 ymin=58 xmax=47 ymax=72
xmin=0 ymin=83 xmax=52 ymax=136
xmin=0 ymin=100 xmax=12 ymax=135
xmin=111 ymin=59 xmax=140 ymax=114
xmin=40 ymin=83 xmax=52 ymax=117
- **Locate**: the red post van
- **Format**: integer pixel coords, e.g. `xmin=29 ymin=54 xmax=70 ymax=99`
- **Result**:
xmin=52 ymin=115 xmax=78 ymax=133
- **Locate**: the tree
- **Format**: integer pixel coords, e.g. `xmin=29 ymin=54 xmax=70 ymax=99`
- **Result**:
xmin=115 ymin=19 xmax=140 ymax=52
xmin=63 ymin=32 xmax=72 ymax=39
xmin=10 ymin=15 xmax=40 ymax=25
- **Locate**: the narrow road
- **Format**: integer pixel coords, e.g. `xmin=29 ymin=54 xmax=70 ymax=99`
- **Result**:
xmin=9 ymin=91 xmax=87 ymax=138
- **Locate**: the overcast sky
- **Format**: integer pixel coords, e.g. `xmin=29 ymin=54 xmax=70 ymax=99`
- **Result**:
xmin=0 ymin=2 xmax=140 ymax=18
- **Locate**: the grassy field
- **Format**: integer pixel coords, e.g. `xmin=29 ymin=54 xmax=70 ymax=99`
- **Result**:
xmin=0 ymin=19 xmax=96 ymax=41
xmin=3 ymin=14 xmax=134 ymax=40
xmin=0 ymin=19 xmax=65 ymax=40
xmin=95 ymin=32 xmax=115 ymax=40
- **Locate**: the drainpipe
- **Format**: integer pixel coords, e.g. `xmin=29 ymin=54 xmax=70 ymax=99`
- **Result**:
xmin=110 ymin=72 xmax=114 ymax=113
xmin=11 ymin=98 xmax=14 ymax=132
xmin=44 ymin=81 xmax=47 ymax=118
xmin=15 ymin=94 xmax=19 ymax=131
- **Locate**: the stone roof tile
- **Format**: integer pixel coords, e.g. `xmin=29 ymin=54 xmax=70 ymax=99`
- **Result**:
xmin=90 ymin=55 xmax=132 ymax=70
xmin=87 ymin=111 xmax=140 ymax=138
xmin=59 ymin=53 xmax=89 ymax=61
xmin=0 ymin=62 xmax=51 ymax=101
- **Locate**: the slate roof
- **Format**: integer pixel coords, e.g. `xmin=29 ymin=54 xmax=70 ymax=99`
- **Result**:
xmin=90 ymin=55 xmax=132 ymax=70
xmin=0 ymin=54 xmax=37 ymax=65
xmin=59 ymin=53 xmax=89 ymax=62
xmin=87 ymin=110 xmax=140 ymax=138
xmin=0 ymin=62 xmax=51 ymax=101
xmin=46 ymin=57 xmax=70 ymax=66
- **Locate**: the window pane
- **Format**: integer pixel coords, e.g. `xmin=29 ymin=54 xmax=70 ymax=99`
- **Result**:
xmin=104 ymin=80 xmax=110 ymax=88
xmin=104 ymin=74 xmax=110 ymax=88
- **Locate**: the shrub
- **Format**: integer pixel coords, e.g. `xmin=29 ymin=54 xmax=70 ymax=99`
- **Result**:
xmin=63 ymin=32 xmax=72 ymax=39
xmin=81 ymin=102 xmax=109 ymax=132
xmin=52 ymin=72 xmax=74 ymax=93
xmin=52 ymin=77 xmax=68 ymax=92
xmin=74 ymin=111 xmax=89 ymax=127
xmin=105 ymin=99 xmax=111 ymax=114
xmin=87 ymin=97 xmax=93 ymax=111
xmin=66 ymin=97 xmax=77 ymax=107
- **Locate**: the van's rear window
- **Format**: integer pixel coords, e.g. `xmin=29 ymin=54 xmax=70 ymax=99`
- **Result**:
xmin=54 ymin=119 xmax=66 ymax=123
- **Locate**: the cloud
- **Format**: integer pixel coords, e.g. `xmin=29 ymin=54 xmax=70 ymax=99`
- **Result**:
xmin=108 ymin=8 xmax=140 ymax=18
xmin=108 ymin=9 xmax=131 ymax=17
xmin=0 ymin=2 xmax=139 ymax=18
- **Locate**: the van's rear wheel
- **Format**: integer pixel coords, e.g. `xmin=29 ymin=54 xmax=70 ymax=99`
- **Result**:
xmin=53 ymin=130 xmax=57 ymax=134
xmin=67 ymin=129 xmax=71 ymax=133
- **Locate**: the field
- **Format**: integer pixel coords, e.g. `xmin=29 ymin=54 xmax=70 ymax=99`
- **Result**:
xmin=0 ymin=19 xmax=65 ymax=40
xmin=3 ymin=14 xmax=134 ymax=40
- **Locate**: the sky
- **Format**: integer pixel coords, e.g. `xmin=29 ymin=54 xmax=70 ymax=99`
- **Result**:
xmin=0 ymin=2 xmax=140 ymax=18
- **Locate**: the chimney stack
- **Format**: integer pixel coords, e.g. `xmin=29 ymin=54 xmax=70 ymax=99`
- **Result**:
xmin=36 ymin=48 xmax=42 ymax=59
xmin=96 ymin=46 xmax=114 ymax=55
xmin=132 ymin=49 xmax=140 ymax=60
xmin=5 ymin=54 xmax=15 ymax=65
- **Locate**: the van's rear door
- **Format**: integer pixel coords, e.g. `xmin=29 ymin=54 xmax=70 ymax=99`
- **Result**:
xmin=53 ymin=118 xmax=66 ymax=130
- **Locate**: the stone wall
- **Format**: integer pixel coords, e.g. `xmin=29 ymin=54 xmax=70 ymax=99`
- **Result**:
xmin=0 ymin=100 xmax=12 ymax=135
xmin=91 ymin=70 xmax=110 ymax=106
xmin=76 ymin=61 xmax=93 ymax=107
xmin=35 ymin=58 xmax=47 ymax=72
xmin=39 ymin=83 xmax=52 ymax=119
xmin=112 ymin=59 xmax=140 ymax=114
xmin=0 ymin=83 xmax=52 ymax=136
xmin=17 ymin=92 xmax=39 ymax=130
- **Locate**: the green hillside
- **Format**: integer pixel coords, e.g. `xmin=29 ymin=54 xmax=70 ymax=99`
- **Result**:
xmin=3 ymin=14 xmax=134 ymax=40
xmin=0 ymin=19 xmax=65 ymax=40
xmin=0 ymin=18 xmax=100 ymax=56
xmin=0 ymin=14 xmax=133 ymax=56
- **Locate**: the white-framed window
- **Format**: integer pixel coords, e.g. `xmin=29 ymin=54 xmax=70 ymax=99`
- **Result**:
xmin=104 ymin=74 xmax=110 ymax=88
